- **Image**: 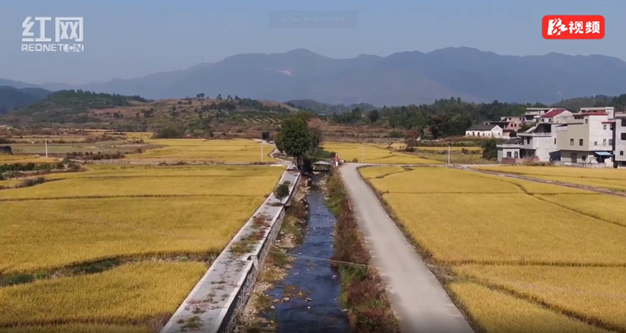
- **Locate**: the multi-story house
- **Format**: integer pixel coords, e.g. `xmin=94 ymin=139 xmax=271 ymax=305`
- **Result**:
xmin=614 ymin=113 xmax=626 ymax=168
xmin=498 ymin=109 xmax=573 ymax=162
xmin=556 ymin=108 xmax=615 ymax=166
xmin=522 ymin=108 xmax=551 ymax=123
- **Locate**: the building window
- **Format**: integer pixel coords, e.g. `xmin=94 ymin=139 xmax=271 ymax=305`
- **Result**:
xmin=604 ymin=125 xmax=607 ymax=130
xmin=585 ymin=118 xmax=588 ymax=124
xmin=621 ymin=133 xmax=626 ymax=140
xmin=554 ymin=138 xmax=557 ymax=144
xmin=506 ymin=151 xmax=512 ymax=158
xmin=514 ymin=151 xmax=519 ymax=158
xmin=594 ymin=141 xmax=598 ymax=146
xmin=570 ymin=138 xmax=574 ymax=146
xmin=603 ymin=139 xmax=607 ymax=146
xmin=621 ymin=151 xmax=624 ymax=156
xmin=526 ymin=138 xmax=530 ymax=144
xmin=582 ymin=155 xmax=587 ymax=161
xmin=622 ymin=119 xmax=626 ymax=127
xmin=579 ymin=139 xmax=584 ymax=146
xmin=610 ymin=139 xmax=613 ymax=145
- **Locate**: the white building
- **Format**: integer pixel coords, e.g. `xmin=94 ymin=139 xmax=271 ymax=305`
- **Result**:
xmin=614 ymin=113 xmax=626 ymax=168
xmin=497 ymin=109 xmax=573 ymax=162
xmin=465 ymin=124 xmax=503 ymax=138
xmin=556 ymin=110 xmax=614 ymax=166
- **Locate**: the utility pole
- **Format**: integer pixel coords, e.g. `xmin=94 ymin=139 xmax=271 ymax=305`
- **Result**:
xmin=45 ymin=139 xmax=48 ymax=158
xmin=261 ymin=144 xmax=264 ymax=163
xmin=361 ymin=143 xmax=364 ymax=163
xmin=447 ymin=145 xmax=451 ymax=166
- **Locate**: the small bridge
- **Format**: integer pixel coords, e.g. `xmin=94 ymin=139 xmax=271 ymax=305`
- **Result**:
xmin=312 ymin=161 xmax=333 ymax=172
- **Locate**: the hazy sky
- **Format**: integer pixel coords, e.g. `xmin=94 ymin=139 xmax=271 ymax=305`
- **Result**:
xmin=0 ymin=0 xmax=624 ymax=85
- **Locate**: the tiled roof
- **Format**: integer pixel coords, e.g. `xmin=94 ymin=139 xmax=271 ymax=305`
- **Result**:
xmin=467 ymin=124 xmax=499 ymax=131
xmin=540 ymin=109 xmax=567 ymax=118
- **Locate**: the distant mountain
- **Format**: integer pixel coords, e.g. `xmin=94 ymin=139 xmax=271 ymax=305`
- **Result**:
xmin=0 ymin=86 xmax=51 ymax=113
xmin=6 ymin=47 xmax=626 ymax=106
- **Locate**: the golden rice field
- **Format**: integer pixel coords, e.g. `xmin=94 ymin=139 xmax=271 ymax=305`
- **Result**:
xmin=0 ymin=164 xmax=282 ymax=332
xmin=361 ymin=166 xmax=626 ymax=332
xmin=0 ymin=262 xmax=205 ymax=329
xmin=132 ymin=138 xmax=276 ymax=163
xmin=1 ymin=324 xmax=151 ymax=333
xmin=323 ymin=142 xmax=440 ymax=164
xmin=448 ymin=283 xmax=610 ymax=333
xmin=475 ymin=165 xmax=626 ymax=191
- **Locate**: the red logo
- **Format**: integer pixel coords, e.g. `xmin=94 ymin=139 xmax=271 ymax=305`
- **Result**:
xmin=542 ymin=15 xmax=604 ymax=39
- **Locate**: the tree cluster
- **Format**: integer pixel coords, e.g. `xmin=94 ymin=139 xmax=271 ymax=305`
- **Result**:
xmin=275 ymin=116 xmax=322 ymax=169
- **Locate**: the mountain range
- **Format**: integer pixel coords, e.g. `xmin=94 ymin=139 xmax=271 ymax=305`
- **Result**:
xmin=4 ymin=47 xmax=626 ymax=106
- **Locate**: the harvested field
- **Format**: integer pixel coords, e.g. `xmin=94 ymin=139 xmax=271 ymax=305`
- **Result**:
xmin=323 ymin=142 xmax=439 ymax=164
xmin=361 ymin=166 xmax=626 ymax=332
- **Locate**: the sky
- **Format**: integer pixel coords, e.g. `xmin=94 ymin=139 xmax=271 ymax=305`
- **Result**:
xmin=0 ymin=0 xmax=624 ymax=85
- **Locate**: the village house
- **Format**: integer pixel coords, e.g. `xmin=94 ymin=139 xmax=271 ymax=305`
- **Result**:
xmin=555 ymin=107 xmax=614 ymax=166
xmin=465 ymin=124 xmax=503 ymax=138
xmin=612 ymin=113 xmax=626 ymax=168
xmin=485 ymin=116 xmax=523 ymax=137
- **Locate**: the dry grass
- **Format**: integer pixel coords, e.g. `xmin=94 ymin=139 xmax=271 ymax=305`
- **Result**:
xmin=0 ymin=324 xmax=151 ymax=333
xmin=0 ymin=262 xmax=205 ymax=326
xmin=323 ymin=142 xmax=440 ymax=164
xmin=475 ymin=166 xmax=626 ymax=191
xmin=448 ymin=283 xmax=610 ymax=333
xmin=454 ymin=265 xmax=626 ymax=331
xmin=132 ymin=139 xmax=276 ymax=163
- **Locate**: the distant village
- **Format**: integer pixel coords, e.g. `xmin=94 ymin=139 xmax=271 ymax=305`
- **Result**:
xmin=465 ymin=107 xmax=626 ymax=167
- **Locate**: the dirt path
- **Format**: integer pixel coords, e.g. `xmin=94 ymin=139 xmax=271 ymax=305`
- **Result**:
xmin=339 ymin=163 xmax=474 ymax=333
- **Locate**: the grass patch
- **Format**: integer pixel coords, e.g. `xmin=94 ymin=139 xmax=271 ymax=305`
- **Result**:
xmin=326 ymin=171 xmax=399 ymax=333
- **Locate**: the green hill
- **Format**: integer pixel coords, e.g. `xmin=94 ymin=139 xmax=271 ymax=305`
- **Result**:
xmin=0 ymin=86 xmax=51 ymax=113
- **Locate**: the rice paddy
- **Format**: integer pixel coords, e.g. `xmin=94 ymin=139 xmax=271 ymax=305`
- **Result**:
xmin=132 ymin=139 xmax=276 ymax=163
xmin=475 ymin=165 xmax=626 ymax=191
xmin=361 ymin=166 xmax=626 ymax=332
xmin=323 ymin=142 xmax=440 ymax=164
xmin=0 ymin=163 xmax=283 ymax=331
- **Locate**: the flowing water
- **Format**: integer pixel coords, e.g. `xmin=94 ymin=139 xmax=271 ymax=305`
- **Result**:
xmin=264 ymin=174 xmax=349 ymax=333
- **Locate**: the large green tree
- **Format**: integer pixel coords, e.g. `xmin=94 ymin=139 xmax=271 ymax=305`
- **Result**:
xmin=275 ymin=116 xmax=319 ymax=169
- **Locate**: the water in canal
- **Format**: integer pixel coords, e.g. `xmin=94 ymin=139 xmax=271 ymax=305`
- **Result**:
xmin=264 ymin=174 xmax=349 ymax=333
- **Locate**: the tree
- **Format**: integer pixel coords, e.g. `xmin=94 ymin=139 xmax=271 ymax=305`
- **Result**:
xmin=275 ymin=117 xmax=316 ymax=169
xmin=509 ymin=130 xmax=517 ymax=138
xmin=482 ymin=139 xmax=498 ymax=160
xmin=196 ymin=93 xmax=205 ymax=99
xmin=368 ymin=110 xmax=379 ymax=123
xmin=216 ymin=94 xmax=222 ymax=100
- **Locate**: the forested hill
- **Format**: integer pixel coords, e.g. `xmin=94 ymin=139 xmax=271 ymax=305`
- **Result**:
xmin=0 ymin=86 xmax=51 ymax=113
xmin=330 ymin=98 xmax=549 ymax=138
xmin=9 ymin=90 xmax=148 ymax=123
xmin=555 ymin=94 xmax=626 ymax=111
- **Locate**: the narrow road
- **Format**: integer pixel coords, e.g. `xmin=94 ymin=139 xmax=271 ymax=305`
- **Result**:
xmin=339 ymin=163 xmax=474 ymax=333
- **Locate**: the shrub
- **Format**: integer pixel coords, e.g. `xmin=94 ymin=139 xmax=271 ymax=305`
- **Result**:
xmin=352 ymin=158 xmax=359 ymax=163
xmin=16 ymin=177 xmax=46 ymax=188
xmin=274 ymin=182 xmax=290 ymax=200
